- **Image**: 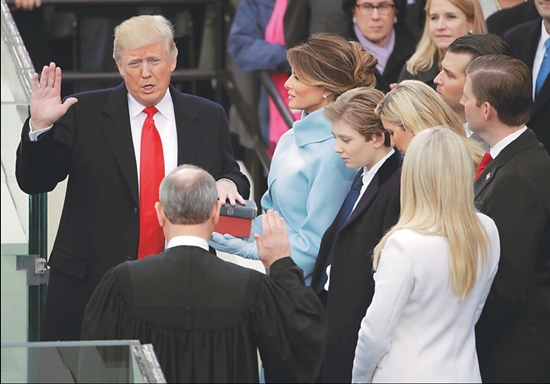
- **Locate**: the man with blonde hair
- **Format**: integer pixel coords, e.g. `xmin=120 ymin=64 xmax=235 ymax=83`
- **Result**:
xmin=16 ymin=14 xmax=250 ymax=342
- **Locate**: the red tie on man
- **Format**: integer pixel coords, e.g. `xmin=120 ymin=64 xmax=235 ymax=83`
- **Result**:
xmin=137 ymin=106 xmax=165 ymax=259
xmin=476 ymin=151 xmax=493 ymax=181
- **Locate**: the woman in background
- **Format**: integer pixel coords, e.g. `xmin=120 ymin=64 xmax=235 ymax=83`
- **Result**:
xmin=352 ymin=127 xmax=500 ymax=383
xmin=342 ymin=0 xmax=418 ymax=92
xmin=398 ymin=0 xmax=486 ymax=88
xmin=211 ymin=33 xmax=378 ymax=285
xmin=376 ymin=79 xmax=483 ymax=171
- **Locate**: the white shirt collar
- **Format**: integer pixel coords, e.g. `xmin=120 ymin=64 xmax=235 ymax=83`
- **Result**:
xmin=362 ymin=148 xmax=395 ymax=180
xmin=167 ymin=236 xmax=209 ymax=252
xmin=490 ymin=126 xmax=528 ymax=159
xmin=127 ymin=88 xmax=173 ymax=120
xmin=463 ymin=122 xmax=473 ymax=138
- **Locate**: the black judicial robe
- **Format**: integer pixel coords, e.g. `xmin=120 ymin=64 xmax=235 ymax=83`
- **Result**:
xmin=81 ymin=246 xmax=327 ymax=383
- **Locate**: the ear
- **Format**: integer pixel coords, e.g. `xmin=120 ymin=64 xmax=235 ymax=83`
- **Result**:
xmin=211 ymin=200 xmax=222 ymax=226
xmin=483 ymin=101 xmax=491 ymax=121
xmin=116 ymin=60 xmax=125 ymax=78
xmin=155 ymin=201 xmax=166 ymax=227
xmin=372 ymin=132 xmax=386 ymax=149
xmin=170 ymin=57 xmax=177 ymax=73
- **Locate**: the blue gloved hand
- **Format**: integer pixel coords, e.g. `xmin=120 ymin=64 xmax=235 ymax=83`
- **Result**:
xmin=209 ymin=232 xmax=260 ymax=260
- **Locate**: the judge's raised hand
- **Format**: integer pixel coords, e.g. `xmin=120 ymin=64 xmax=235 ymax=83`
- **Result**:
xmin=30 ymin=62 xmax=78 ymax=131
xmin=254 ymin=210 xmax=290 ymax=270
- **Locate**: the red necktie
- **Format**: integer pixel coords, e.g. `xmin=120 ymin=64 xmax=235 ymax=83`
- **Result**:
xmin=476 ymin=152 xmax=493 ymax=181
xmin=137 ymin=106 xmax=165 ymax=259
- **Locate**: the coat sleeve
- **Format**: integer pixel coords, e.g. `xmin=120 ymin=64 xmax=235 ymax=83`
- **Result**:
xmin=16 ymin=114 xmax=73 ymax=194
xmin=253 ymin=257 xmax=327 ymax=383
xmin=352 ymin=232 xmax=414 ymax=383
xmin=215 ymin=104 xmax=251 ymax=198
xmin=227 ymin=0 xmax=290 ymax=73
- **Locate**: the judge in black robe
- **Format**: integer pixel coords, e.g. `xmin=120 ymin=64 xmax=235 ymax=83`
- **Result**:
xmin=81 ymin=164 xmax=327 ymax=383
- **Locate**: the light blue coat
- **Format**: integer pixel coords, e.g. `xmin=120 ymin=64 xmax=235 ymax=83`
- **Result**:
xmin=260 ymin=108 xmax=358 ymax=284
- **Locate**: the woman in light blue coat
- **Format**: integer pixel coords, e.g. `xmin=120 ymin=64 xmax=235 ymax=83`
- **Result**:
xmin=211 ymin=33 xmax=378 ymax=284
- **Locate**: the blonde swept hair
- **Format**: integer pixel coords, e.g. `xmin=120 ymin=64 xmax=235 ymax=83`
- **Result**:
xmin=373 ymin=128 xmax=489 ymax=300
xmin=376 ymin=80 xmax=484 ymax=170
xmin=113 ymin=15 xmax=178 ymax=62
xmin=323 ymin=87 xmax=387 ymax=142
xmin=406 ymin=0 xmax=487 ymax=75
xmin=287 ymin=33 xmax=378 ymax=98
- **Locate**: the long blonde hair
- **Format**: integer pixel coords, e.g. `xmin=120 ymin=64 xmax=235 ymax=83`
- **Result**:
xmin=373 ymin=128 xmax=489 ymax=300
xmin=376 ymin=80 xmax=484 ymax=171
xmin=406 ymin=0 xmax=487 ymax=75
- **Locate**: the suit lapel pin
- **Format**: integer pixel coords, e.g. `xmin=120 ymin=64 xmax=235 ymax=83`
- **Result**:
xmin=486 ymin=172 xmax=491 ymax=180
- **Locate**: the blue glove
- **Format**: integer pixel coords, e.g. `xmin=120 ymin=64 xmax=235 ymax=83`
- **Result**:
xmin=209 ymin=232 xmax=260 ymax=260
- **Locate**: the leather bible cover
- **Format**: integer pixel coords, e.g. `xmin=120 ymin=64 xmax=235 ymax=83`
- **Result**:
xmin=214 ymin=200 xmax=258 ymax=238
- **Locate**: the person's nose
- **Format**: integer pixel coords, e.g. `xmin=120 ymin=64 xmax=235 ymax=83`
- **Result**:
xmin=436 ymin=18 xmax=446 ymax=30
xmin=141 ymin=63 xmax=152 ymax=78
xmin=284 ymin=75 xmax=292 ymax=90
xmin=371 ymin=7 xmax=381 ymax=19
xmin=434 ymin=71 xmax=443 ymax=86
xmin=334 ymin=141 xmax=342 ymax=153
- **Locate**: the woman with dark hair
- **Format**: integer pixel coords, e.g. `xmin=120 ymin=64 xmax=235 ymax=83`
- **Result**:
xmin=342 ymin=0 xmax=418 ymax=92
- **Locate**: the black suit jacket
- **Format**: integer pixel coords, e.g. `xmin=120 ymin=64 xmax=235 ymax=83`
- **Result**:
xmin=486 ymin=0 xmax=539 ymax=37
xmin=504 ymin=19 xmax=550 ymax=153
xmin=474 ymin=129 xmax=550 ymax=383
xmin=16 ymin=83 xmax=250 ymax=341
xmin=311 ymin=151 xmax=402 ymax=382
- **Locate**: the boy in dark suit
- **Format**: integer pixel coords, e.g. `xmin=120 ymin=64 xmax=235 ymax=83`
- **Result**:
xmin=462 ymin=55 xmax=550 ymax=383
xmin=311 ymin=87 xmax=402 ymax=382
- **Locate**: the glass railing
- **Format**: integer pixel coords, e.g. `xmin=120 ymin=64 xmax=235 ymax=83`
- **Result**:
xmin=1 ymin=340 xmax=166 ymax=383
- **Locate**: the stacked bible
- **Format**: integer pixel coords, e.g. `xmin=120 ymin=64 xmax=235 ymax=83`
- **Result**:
xmin=214 ymin=200 xmax=258 ymax=238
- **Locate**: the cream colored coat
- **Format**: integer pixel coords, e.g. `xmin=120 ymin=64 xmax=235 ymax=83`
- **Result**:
xmin=352 ymin=213 xmax=500 ymax=383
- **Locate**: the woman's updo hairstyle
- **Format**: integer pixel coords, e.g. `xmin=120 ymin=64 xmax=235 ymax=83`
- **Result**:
xmin=286 ymin=33 xmax=378 ymax=98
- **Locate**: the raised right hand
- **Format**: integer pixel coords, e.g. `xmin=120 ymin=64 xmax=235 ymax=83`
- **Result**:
xmin=30 ymin=62 xmax=78 ymax=131
xmin=254 ymin=210 xmax=291 ymax=270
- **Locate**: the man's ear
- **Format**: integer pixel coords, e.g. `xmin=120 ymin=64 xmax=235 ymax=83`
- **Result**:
xmin=155 ymin=201 xmax=166 ymax=227
xmin=212 ymin=200 xmax=222 ymax=225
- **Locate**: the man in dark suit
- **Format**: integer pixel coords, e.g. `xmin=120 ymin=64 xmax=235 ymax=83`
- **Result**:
xmin=16 ymin=15 xmax=250 ymax=342
xmin=503 ymin=0 xmax=550 ymax=152
xmin=462 ymin=55 xmax=550 ymax=383
xmin=487 ymin=0 xmax=539 ymax=37
xmin=81 ymin=165 xmax=327 ymax=383
xmin=310 ymin=88 xmax=402 ymax=382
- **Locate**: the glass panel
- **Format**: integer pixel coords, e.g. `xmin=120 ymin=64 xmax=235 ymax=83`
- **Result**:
xmin=1 ymin=254 xmax=29 ymax=344
xmin=0 ymin=340 xmax=166 ymax=383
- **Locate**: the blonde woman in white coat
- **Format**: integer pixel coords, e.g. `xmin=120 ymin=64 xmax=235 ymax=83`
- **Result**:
xmin=352 ymin=127 xmax=500 ymax=383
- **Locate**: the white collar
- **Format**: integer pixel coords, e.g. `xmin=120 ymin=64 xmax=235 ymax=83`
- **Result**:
xmin=362 ymin=148 xmax=395 ymax=178
xmin=127 ymin=88 xmax=173 ymax=120
xmin=167 ymin=236 xmax=209 ymax=252
xmin=490 ymin=126 xmax=528 ymax=159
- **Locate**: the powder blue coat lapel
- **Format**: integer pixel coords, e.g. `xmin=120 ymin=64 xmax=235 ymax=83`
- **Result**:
xmin=260 ymin=108 xmax=358 ymax=284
